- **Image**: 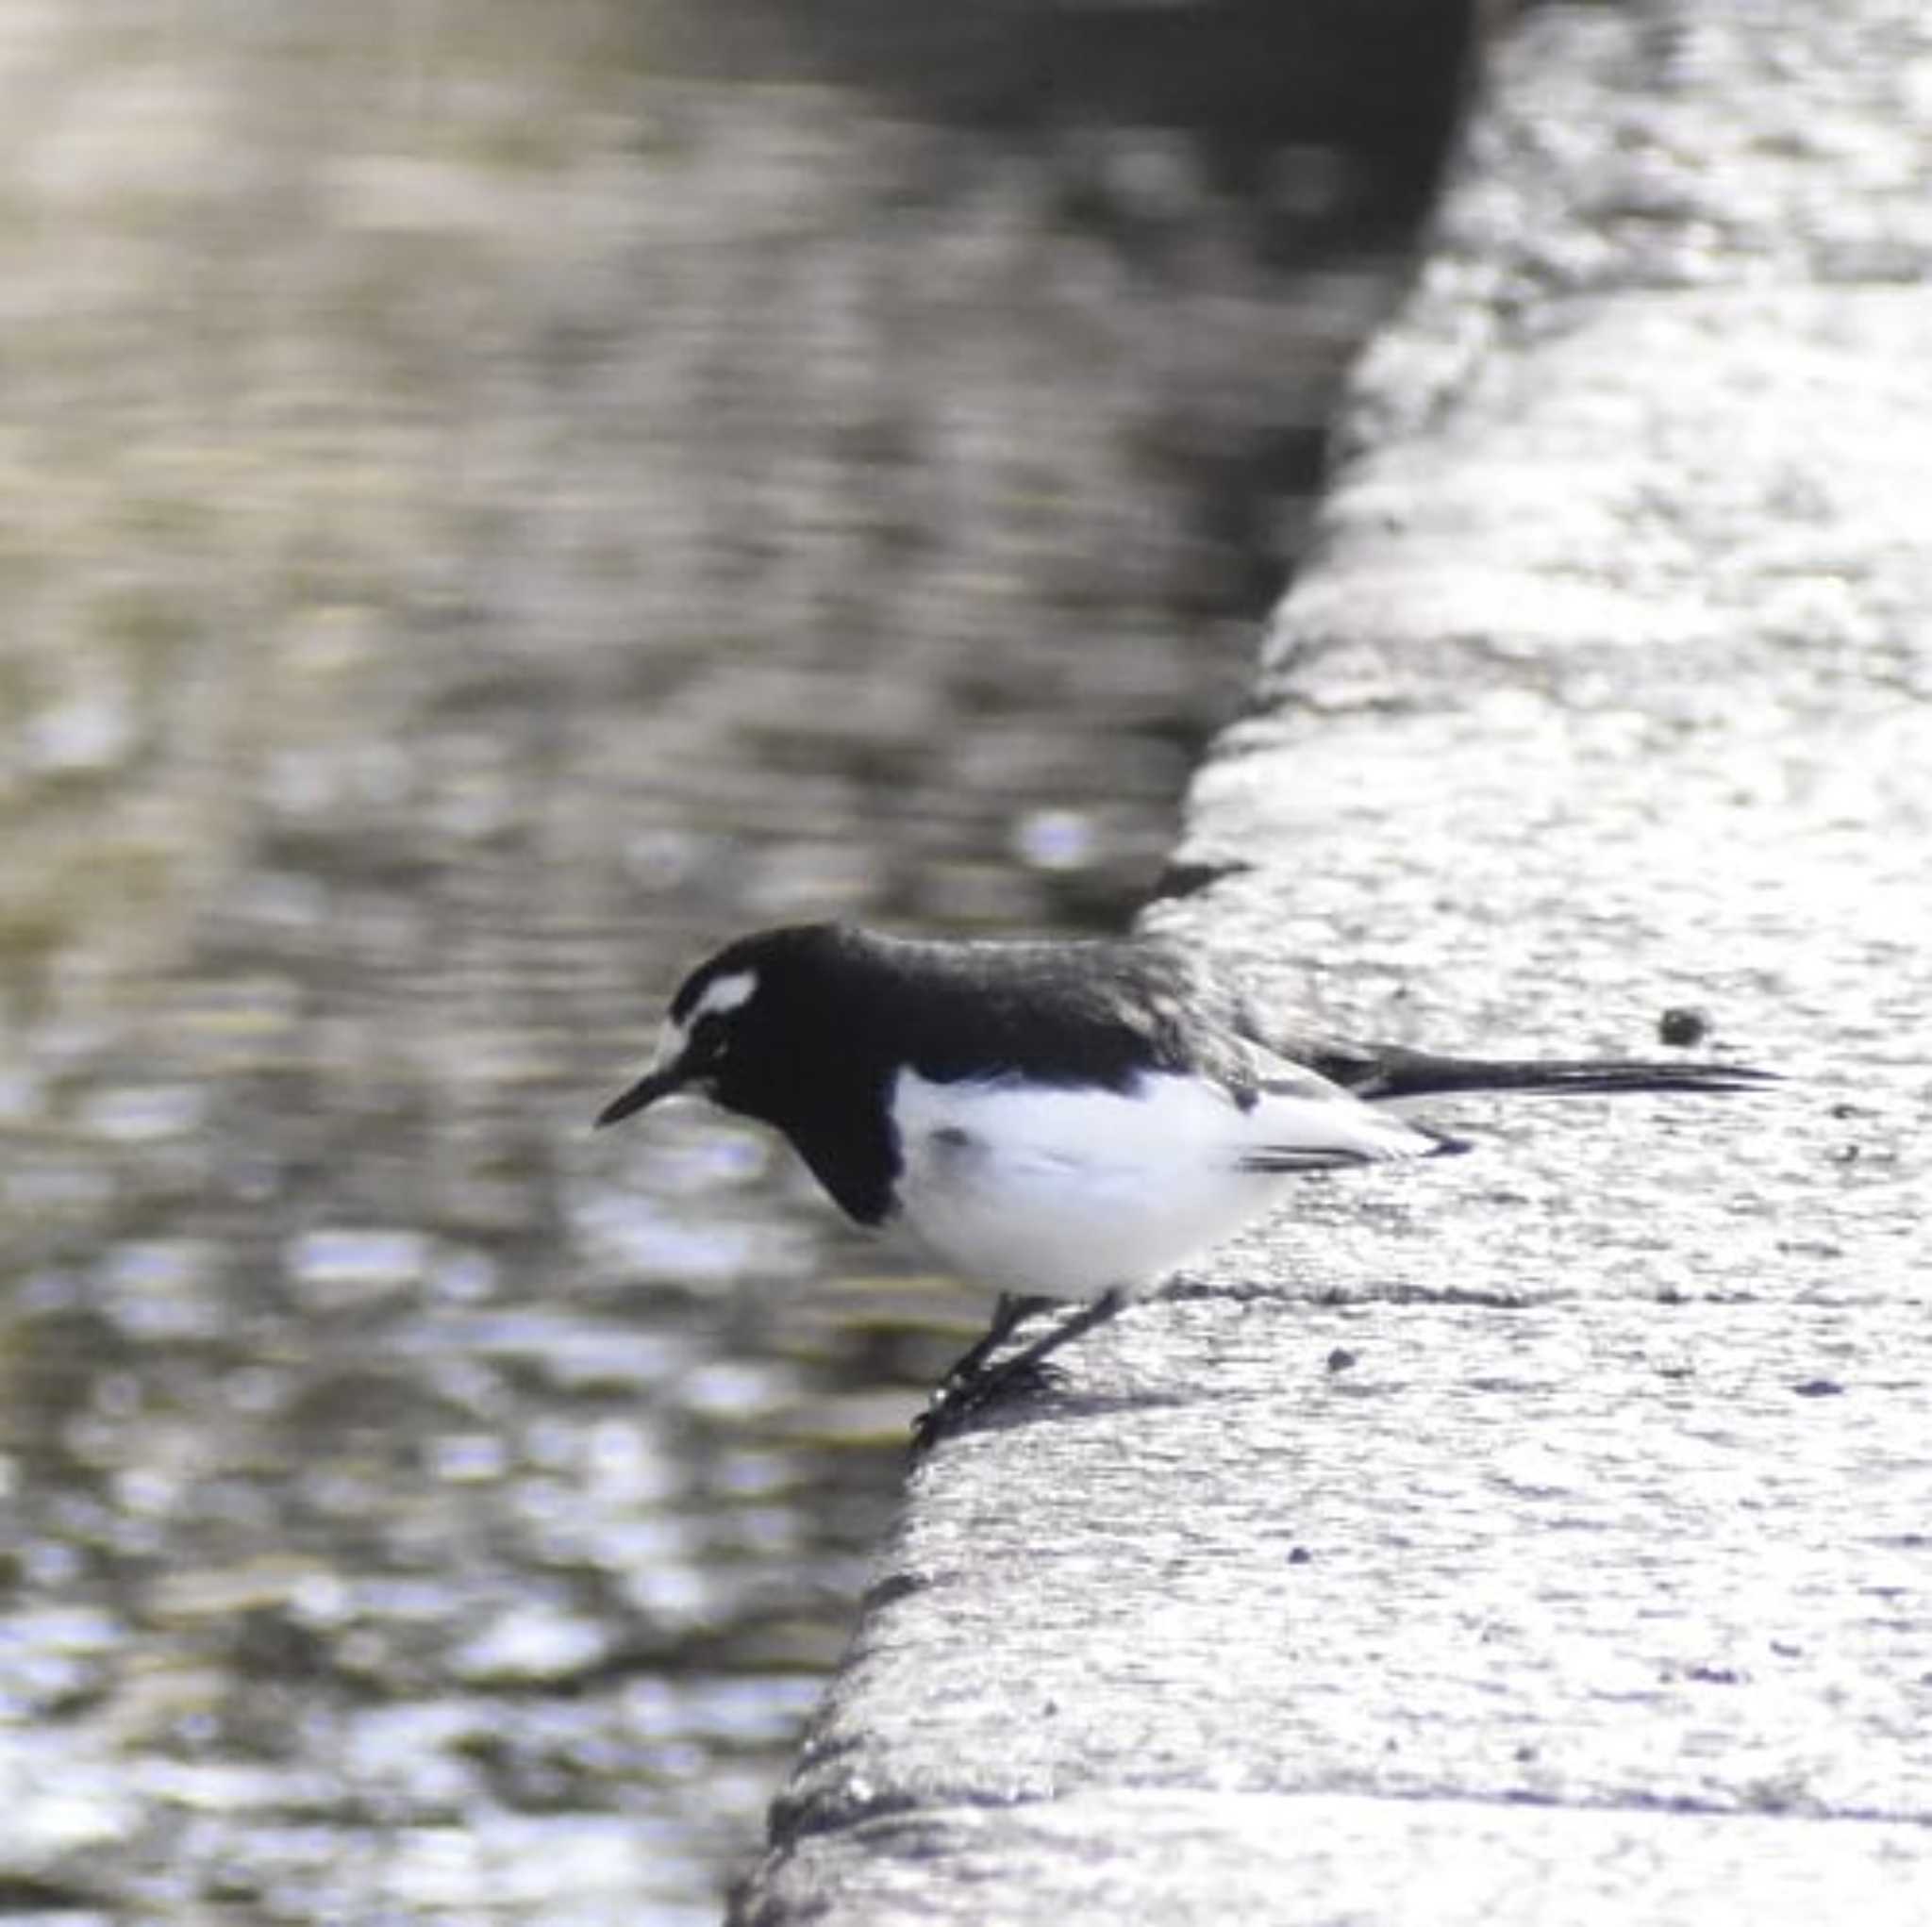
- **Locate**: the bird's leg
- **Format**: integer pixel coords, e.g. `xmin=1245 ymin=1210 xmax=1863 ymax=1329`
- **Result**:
xmin=987 ymin=1287 xmax=1124 ymax=1387
xmin=937 ymin=1291 xmax=1055 ymax=1389
xmin=912 ymin=1288 xmax=1125 ymax=1453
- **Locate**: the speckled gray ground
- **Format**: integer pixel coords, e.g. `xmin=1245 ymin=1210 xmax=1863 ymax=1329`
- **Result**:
xmin=736 ymin=3 xmax=1932 ymax=1920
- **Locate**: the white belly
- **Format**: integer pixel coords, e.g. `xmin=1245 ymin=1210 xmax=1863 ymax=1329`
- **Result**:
xmin=889 ymin=1064 xmax=1427 ymax=1301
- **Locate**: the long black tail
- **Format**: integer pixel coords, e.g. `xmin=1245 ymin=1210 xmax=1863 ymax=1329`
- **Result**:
xmin=1340 ymin=1047 xmax=1779 ymax=1105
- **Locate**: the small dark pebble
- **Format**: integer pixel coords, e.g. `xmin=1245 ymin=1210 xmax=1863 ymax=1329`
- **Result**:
xmin=1288 ymin=1546 xmax=1313 ymax=1566
xmin=1792 ymin=1378 xmax=1844 ymax=1397
xmin=1657 ymin=1005 xmax=1712 ymax=1046
xmin=1325 ymin=1346 xmax=1358 ymax=1373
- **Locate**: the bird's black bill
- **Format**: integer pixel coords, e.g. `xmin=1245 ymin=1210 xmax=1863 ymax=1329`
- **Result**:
xmin=594 ymin=1068 xmax=683 ymax=1129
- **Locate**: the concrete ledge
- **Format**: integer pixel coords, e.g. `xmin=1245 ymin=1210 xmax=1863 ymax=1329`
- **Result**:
xmin=749 ymin=1794 xmax=1932 ymax=1926
xmin=735 ymin=2 xmax=1932 ymax=1919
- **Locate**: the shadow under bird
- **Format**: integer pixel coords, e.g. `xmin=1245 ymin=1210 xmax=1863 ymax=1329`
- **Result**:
xmin=595 ymin=922 xmax=1774 ymax=1447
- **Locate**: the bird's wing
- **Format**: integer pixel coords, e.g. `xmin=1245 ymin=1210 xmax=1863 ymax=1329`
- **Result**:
xmin=1234 ymin=1063 xmax=1453 ymax=1172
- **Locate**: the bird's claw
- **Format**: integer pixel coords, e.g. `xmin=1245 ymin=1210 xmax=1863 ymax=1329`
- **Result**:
xmin=910 ymin=1359 xmax=1068 ymax=1454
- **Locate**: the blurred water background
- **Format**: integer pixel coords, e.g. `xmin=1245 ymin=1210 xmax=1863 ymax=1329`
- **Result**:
xmin=0 ymin=1 xmax=1470 ymax=1918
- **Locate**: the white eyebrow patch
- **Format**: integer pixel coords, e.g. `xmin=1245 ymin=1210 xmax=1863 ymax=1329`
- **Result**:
xmin=690 ymin=970 xmax=758 ymax=1022
xmin=649 ymin=968 xmax=760 ymax=1077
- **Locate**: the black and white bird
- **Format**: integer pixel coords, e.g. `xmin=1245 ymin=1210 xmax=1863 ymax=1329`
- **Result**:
xmin=595 ymin=922 xmax=1772 ymax=1444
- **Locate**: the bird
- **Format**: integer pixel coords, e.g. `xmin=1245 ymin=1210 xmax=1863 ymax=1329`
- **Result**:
xmin=594 ymin=922 xmax=1774 ymax=1446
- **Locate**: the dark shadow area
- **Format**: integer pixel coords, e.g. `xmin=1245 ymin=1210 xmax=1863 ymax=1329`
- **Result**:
xmin=664 ymin=0 xmax=1481 ymax=220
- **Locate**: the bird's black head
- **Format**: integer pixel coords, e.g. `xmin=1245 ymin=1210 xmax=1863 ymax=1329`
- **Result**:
xmin=593 ymin=923 xmax=848 ymax=1131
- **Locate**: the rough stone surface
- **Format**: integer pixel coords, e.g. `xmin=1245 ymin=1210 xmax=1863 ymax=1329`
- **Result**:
xmin=745 ymin=1795 xmax=1932 ymax=1927
xmin=736 ymin=1 xmax=1932 ymax=1919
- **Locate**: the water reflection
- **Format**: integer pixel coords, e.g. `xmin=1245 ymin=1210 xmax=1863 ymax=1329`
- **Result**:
xmin=0 ymin=0 xmax=1445 ymax=1917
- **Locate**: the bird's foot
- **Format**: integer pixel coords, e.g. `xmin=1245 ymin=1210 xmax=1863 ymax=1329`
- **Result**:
xmin=908 ymin=1287 xmax=1124 ymax=1454
xmin=910 ymin=1357 xmax=1067 ymax=1454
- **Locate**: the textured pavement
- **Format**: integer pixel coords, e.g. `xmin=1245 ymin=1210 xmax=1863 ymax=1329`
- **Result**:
xmin=736 ymin=3 xmax=1932 ymax=1919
